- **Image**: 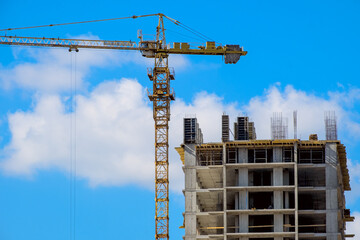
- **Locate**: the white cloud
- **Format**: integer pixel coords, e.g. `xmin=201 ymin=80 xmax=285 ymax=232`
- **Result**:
xmin=1 ymin=42 xmax=360 ymax=195
xmin=346 ymin=159 xmax=360 ymax=206
xmin=1 ymin=47 xmax=118 ymax=92
xmin=346 ymin=211 xmax=359 ymax=238
xmin=0 ymin=79 xmax=237 ymax=192
xmin=1 ymin=79 xmax=360 ymax=196
xmin=0 ymin=35 xmax=189 ymax=92
xmin=1 ymin=79 xmax=155 ymax=188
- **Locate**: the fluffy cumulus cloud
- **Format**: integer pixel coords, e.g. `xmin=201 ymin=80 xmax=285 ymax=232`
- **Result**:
xmin=1 ymin=79 xmax=155 ymax=188
xmin=346 ymin=211 xmax=360 ymax=237
xmin=0 ymin=47 xmax=116 ymax=92
xmin=244 ymin=84 xmax=360 ymax=140
xmin=1 ymin=78 xmax=360 ymax=193
xmin=0 ymin=44 xmax=360 ymax=198
xmin=0 ymin=34 xmax=189 ymax=92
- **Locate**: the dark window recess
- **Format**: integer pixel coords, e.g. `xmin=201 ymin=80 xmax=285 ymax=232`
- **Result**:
xmin=248 ymin=149 xmax=255 ymax=163
xmin=267 ymin=149 xmax=273 ymax=162
xmin=283 ymin=148 xmax=293 ymax=162
xmin=298 ymin=168 xmax=325 ymax=187
xmin=298 ymin=192 xmax=326 ymax=210
xmin=249 ymin=192 xmax=273 ymax=209
xmin=283 ymin=214 xmax=295 ymax=233
xmin=299 ymin=148 xmax=324 ymax=164
xmin=289 ymin=192 xmax=295 ymax=208
xmin=289 ymin=170 xmax=294 ymax=185
xmin=283 ymin=168 xmax=295 ymax=185
xmin=248 ymin=149 xmax=273 ymax=163
xmin=197 ymin=150 xmax=223 ymax=166
xmin=252 ymin=170 xmax=272 ymax=186
xmin=249 ymin=215 xmax=274 ymax=233
xmin=298 ymin=215 xmax=326 ymax=233
xmin=227 ymin=149 xmax=237 ymax=163
xmin=283 ymin=192 xmax=295 ymax=209
xmin=312 ymin=150 xmax=324 ymax=163
xmin=255 ymin=149 xmax=266 ymax=163
xmin=249 ymin=239 xmax=274 ymax=240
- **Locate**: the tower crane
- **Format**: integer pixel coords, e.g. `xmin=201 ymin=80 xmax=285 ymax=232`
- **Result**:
xmin=0 ymin=13 xmax=247 ymax=240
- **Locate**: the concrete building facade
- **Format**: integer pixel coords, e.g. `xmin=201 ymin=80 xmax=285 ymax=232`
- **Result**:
xmin=176 ymin=117 xmax=354 ymax=240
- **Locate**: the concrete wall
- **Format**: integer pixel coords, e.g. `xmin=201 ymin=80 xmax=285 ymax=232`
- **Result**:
xmin=325 ymin=143 xmax=340 ymax=239
xmin=184 ymin=144 xmax=197 ymax=239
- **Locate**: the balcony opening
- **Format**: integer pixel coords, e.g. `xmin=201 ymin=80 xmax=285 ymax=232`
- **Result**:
xmin=227 ymin=148 xmax=237 ymax=163
xmin=298 ymin=168 xmax=325 ymax=187
xmin=248 ymin=149 xmax=273 ymax=163
xmin=249 ymin=192 xmax=273 ymax=209
xmin=299 ymin=148 xmax=324 ymax=164
xmin=298 ymin=191 xmax=326 ymax=210
xmin=249 ymin=215 xmax=273 ymax=232
xmin=249 ymin=169 xmax=272 ymax=186
xmin=283 ymin=147 xmax=294 ymax=162
xmin=298 ymin=214 xmax=326 ymax=233
xmin=197 ymin=149 xmax=223 ymax=166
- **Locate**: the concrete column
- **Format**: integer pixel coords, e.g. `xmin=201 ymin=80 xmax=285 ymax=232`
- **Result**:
xmin=239 ymin=191 xmax=248 ymax=209
xmin=238 ymin=148 xmax=248 ymax=163
xmin=223 ymin=144 xmax=227 ymax=239
xmin=274 ymin=191 xmax=283 ymax=209
xmin=238 ymin=167 xmax=248 ymax=234
xmin=325 ymin=143 xmax=339 ymax=237
xmin=273 ymin=147 xmax=283 ymax=162
xmin=238 ymin=168 xmax=248 ymax=186
xmin=294 ymin=143 xmax=299 ymax=240
xmin=283 ymin=169 xmax=289 ymax=185
xmin=284 ymin=192 xmax=289 ymax=208
xmin=184 ymin=144 xmax=197 ymax=240
xmin=273 ymin=167 xmax=283 ymax=186
xmin=274 ymin=213 xmax=284 ymax=235
xmin=239 ymin=214 xmax=248 ymax=233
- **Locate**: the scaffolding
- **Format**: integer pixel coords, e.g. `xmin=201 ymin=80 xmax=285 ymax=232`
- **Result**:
xmin=324 ymin=111 xmax=337 ymax=140
xmin=271 ymin=112 xmax=288 ymax=140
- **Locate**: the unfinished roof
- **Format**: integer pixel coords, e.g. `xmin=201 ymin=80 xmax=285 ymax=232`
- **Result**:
xmin=176 ymin=139 xmax=351 ymax=191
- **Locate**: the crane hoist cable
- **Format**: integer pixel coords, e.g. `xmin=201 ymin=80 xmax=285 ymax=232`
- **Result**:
xmin=69 ymin=50 xmax=77 ymax=240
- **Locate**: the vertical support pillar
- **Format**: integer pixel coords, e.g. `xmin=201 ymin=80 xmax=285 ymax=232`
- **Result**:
xmin=325 ymin=143 xmax=339 ymax=240
xmin=223 ymin=143 xmax=227 ymax=240
xmin=238 ymin=148 xmax=248 ymax=163
xmin=274 ymin=167 xmax=283 ymax=237
xmin=238 ymin=167 xmax=248 ymax=234
xmin=273 ymin=147 xmax=283 ymax=162
xmin=184 ymin=145 xmax=197 ymax=240
xmin=294 ymin=142 xmax=299 ymax=240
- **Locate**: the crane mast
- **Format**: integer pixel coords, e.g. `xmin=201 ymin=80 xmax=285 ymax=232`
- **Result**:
xmin=149 ymin=15 xmax=172 ymax=240
xmin=0 ymin=13 xmax=247 ymax=240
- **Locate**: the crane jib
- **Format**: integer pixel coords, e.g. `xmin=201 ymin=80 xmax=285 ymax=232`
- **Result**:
xmin=0 ymin=36 xmax=138 ymax=49
xmin=0 ymin=36 xmax=247 ymax=62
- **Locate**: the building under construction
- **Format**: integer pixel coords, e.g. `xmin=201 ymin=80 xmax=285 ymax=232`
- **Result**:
xmin=176 ymin=114 xmax=354 ymax=240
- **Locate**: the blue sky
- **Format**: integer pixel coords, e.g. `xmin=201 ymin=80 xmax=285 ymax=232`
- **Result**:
xmin=0 ymin=0 xmax=360 ymax=239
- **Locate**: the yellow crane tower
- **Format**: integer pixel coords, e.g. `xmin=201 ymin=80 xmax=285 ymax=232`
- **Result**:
xmin=0 ymin=13 xmax=247 ymax=240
